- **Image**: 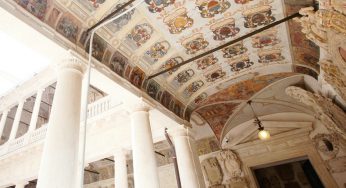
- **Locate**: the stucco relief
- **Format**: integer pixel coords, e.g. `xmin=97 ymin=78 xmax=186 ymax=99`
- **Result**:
xmin=285 ymin=86 xmax=346 ymax=140
xmin=201 ymin=150 xmax=248 ymax=187
xmin=312 ymin=133 xmax=340 ymax=159
xmin=201 ymin=157 xmax=223 ymax=186
xmin=296 ymin=5 xmax=346 ymax=103
xmin=216 ymin=150 xmax=245 ymax=184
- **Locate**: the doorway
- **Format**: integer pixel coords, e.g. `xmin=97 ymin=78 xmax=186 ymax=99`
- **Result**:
xmin=253 ymin=159 xmax=323 ymax=188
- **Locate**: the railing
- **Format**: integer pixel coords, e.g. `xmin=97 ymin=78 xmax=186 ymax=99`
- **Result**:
xmin=0 ymin=96 xmax=120 ymax=157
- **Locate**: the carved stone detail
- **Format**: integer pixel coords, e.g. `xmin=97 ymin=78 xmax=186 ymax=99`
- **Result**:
xmin=216 ymin=150 xmax=248 ymax=188
xmin=312 ymin=133 xmax=340 ymax=159
xmin=297 ymin=7 xmax=346 ymax=49
xmin=201 ymin=157 xmax=223 ymax=186
xmin=285 ymin=86 xmax=346 ymax=140
xmin=320 ymin=60 xmax=346 ymax=101
xmin=296 ymin=5 xmax=346 ymax=102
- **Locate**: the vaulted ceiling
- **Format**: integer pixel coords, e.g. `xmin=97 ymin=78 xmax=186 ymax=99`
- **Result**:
xmin=6 ymin=0 xmax=319 ymax=140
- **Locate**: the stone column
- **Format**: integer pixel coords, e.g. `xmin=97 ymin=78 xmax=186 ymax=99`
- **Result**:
xmin=9 ymin=101 xmax=24 ymax=140
xmin=130 ymin=102 xmax=159 ymax=188
xmin=28 ymin=89 xmax=44 ymax=132
xmin=37 ymin=55 xmax=85 ymax=188
xmin=0 ymin=110 xmax=9 ymax=139
xmin=15 ymin=181 xmax=28 ymax=188
xmin=169 ymin=126 xmax=206 ymax=188
xmin=114 ymin=149 xmax=128 ymax=188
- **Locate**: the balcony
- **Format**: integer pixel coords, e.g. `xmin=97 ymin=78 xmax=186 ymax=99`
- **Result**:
xmin=0 ymin=95 xmax=121 ymax=158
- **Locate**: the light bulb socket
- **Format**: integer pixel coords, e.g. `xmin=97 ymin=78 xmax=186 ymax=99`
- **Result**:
xmin=258 ymin=126 xmax=264 ymax=131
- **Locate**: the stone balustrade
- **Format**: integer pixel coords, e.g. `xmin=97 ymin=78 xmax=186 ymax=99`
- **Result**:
xmin=0 ymin=95 xmax=120 ymax=157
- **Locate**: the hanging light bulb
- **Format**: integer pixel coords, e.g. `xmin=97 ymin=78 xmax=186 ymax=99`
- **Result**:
xmin=257 ymin=126 xmax=270 ymax=140
xmin=247 ymin=100 xmax=271 ymax=141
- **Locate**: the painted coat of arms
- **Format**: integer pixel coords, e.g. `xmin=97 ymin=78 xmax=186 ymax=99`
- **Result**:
xmin=128 ymin=23 xmax=154 ymax=47
xmin=184 ymin=80 xmax=205 ymax=97
xmin=258 ymin=48 xmax=285 ymax=63
xmin=194 ymin=93 xmax=208 ymax=104
xmin=161 ymin=56 xmax=184 ymax=74
xmin=182 ymin=33 xmax=209 ymax=55
xmin=146 ymin=41 xmax=171 ymax=62
xmin=222 ymin=42 xmax=248 ymax=58
xmin=145 ymin=0 xmax=175 ymax=13
xmin=252 ymin=29 xmax=280 ymax=48
xmin=196 ymin=55 xmax=218 ymax=70
xmin=205 ymin=68 xmax=226 ymax=82
xmin=229 ymin=56 xmax=254 ymax=71
xmin=163 ymin=8 xmax=194 ymax=34
xmin=88 ymin=0 xmax=106 ymax=8
xmin=243 ymin=5 xmax=275 ymax=28
xmin=196 ymin=0 xmax=231 ymax=18
xmin=234 ymin=0 xmax=253 ymax=4
xmin=210 ymin=18 xmax=240 ymax=40
xmin=175 ymin=69 xmax=195 ymax=84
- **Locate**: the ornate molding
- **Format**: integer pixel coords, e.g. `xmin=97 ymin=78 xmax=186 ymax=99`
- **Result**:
xmin=57 ymin=55 xmax=87 ymax=75
xmin=286 ymin=86 xmax=346 ymax=140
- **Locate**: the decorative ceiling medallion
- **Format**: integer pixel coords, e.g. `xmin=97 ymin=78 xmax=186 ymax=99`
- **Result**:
xmin=145 ymin=0 xmax=175 ymax=13
xmin=258 ymin=48 xmax=285 ymax=63
xmin=194 ymin=92 xmax=208 ymax=104
xmin=128 ymin=23 xmax=154 ymax=47
xmin=196 ymin=54 xmax=218 ymax=70
xmin=252 ymin=29 xmax=280 ymax=48
xmin=234 ymin=0 xmax=253 ymax=4
xmin=242 ymin=5 xmax=275 ymax=28
xmin=88 ymin=0 xmax=106 ymax=8
xmin=205 ymin=68 xmax=226 ymax=82
xmin=182 ymin=33 xmax=209 ymax=55
xmin=229 ymin=56 xmax=254 ymax=71
xmin=196 ymin=0 xmax=231 ymax=18
xmin=184 ymin=80 xmax=205 ymax=96
xmin=145 ymin=41 xmax=171 ymax=62
xmin=210 ymin=18 xmax=240 ymax=40
xmin=163 ymin=8 xmax=194 ymax=34
xmin=175 ymin=69 xmax=195 ymax=84
xmin=222 ymin=42 xmax=248 ymax=58
xmin=161 ymin=56 xmax=184 ymax=74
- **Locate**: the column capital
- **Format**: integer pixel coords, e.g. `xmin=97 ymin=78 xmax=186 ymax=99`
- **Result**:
xmin=168 ymin=126 xmax=195 ymax=139
xmin=56 ymin=55 xmax=86 ymax=75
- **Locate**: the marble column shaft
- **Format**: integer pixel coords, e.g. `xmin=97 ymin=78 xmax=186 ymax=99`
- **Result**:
xmin=37 ymin=56 xmax=85 ymax=188
xmin=130 ymin=103 xmax=160 ymax=188
xmin=170 ymin=127 xmax=206 ymax=188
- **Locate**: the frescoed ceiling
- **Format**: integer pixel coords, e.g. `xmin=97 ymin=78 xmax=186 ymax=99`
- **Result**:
xmin=5 ymin=0 xmax=319 ymax=139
